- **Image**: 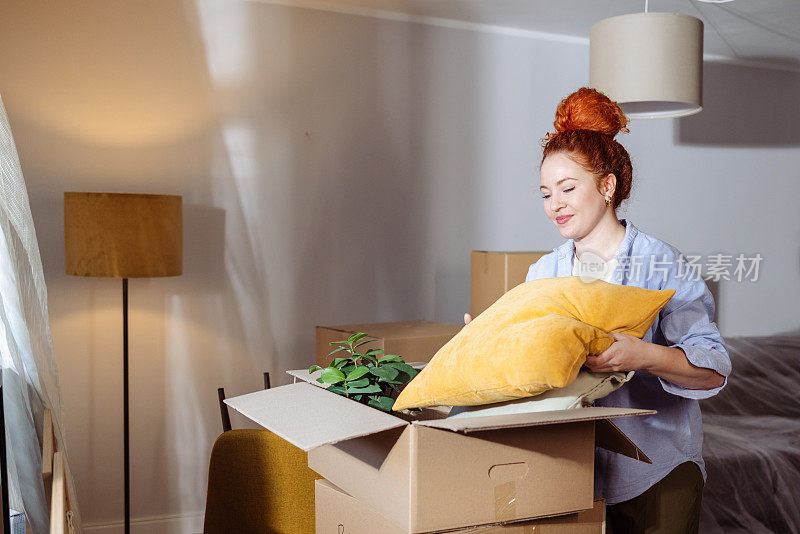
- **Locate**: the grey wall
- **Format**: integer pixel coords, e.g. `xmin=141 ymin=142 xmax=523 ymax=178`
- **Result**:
xmin=1 ymin=0 xmax=798 ymax=530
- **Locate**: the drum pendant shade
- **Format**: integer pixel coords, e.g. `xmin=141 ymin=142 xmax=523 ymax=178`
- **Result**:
xmin=64 ymin=192 xmax=182 ymax=278
xmin=590 ymin=12 xmax=704 ymax=119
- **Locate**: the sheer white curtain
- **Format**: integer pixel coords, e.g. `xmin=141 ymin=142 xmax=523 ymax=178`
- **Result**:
xmin=0 ymin=94 xmax=81 ymax=532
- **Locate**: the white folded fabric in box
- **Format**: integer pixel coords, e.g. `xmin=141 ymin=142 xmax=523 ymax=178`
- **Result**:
xmin=448 ymin=369 xmax=635 ymax=419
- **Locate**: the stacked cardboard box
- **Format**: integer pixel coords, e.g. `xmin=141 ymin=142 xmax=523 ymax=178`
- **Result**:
xmin=315 ymin=320 xmax=462 ymax=367
xmin=316 ymin=478 xmax=607 ymax=533
xmin=470 ymin=251 xmax=549 ymax=317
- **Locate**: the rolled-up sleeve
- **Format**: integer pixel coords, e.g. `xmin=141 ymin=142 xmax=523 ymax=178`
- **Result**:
xmin=655 ymin=253 xmax=732 ymax=399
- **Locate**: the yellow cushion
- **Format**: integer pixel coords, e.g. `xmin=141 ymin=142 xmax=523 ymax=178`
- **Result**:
xmin=393 ymin=276 xmax=674 ymax=410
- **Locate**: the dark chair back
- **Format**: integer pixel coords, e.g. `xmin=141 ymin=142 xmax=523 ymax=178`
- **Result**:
xmin=218 ymin=372 xmax=271 ymax=432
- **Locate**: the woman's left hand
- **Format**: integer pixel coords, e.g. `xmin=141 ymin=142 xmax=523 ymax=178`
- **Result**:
xmin=585 ymin=333 xmax=650 ymax=373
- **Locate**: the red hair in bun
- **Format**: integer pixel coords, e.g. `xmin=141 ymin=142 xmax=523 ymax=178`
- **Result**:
xmin=540 ymin=87 xmax=633 ymax=210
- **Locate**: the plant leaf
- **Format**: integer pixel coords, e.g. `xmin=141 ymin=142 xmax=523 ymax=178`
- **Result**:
xmin=327 ymin=385 xmax=347 ymax=395
xmin=369 ymin=366 xmax=399 ymax=381
xmin=346 ymin=384 xmax=382 ymax=394
xmin=331 ymin=357 xmax=350 ymax=369
xmin=383 ymin=362 xmax=418 ymax=377
xmin=360 ymin=354 xmax=378 ymax=366
xmin=365 ymin=348 xmax=385 ymax=356
xmin=346 ymin=378 xmax=369 ymax=388
xmin=309 ymin=364 xmax=322 ymax=373
xmin=378 ymin=354 xmax=403 ymax=363
xmin=326 ymin=346 xmax=349 ymax=357
xmin=328 ymin=341 xmax=350 ymax=346
xmin=320 ymin=367 xmax=346 ymax=384
xmin=354 ymin=338 xmax=378 ymax=348
xmin=346 ymin=366 xmax=370 ymax=381
xmin=367 ymin=396 xmax=395 ymax=412
xmin=348 ymin=332 xmax=369 ymax=344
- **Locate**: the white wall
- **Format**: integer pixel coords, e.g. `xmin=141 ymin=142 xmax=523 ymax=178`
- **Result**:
xmin=1 ymin=0 xmax=798 ymax=530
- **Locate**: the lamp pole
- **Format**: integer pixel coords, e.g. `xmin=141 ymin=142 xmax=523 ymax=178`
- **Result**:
xmin=123 ymin=278 xmax=130 ymax=534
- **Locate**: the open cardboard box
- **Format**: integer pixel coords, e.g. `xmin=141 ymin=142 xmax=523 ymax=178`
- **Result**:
xmin=225 ymin=369 xmax=654 ymax=534
xmin=316 ymin=478 xmax=607 ymax=534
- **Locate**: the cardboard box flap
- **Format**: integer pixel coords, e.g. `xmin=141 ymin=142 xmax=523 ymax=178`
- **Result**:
xmin=287 ymin=368 xmax=326 ymax=386
xmin=596 ymin=418 xmax=652 ymax=463
xmin=224 ymin=382 xmax=406 ymax=451
xmin=414 ymin=406 xmax=655 ymax=433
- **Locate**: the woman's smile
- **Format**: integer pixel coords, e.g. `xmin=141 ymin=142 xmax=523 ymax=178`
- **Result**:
xmin=556 ymin=214 xmax=573 ymax=224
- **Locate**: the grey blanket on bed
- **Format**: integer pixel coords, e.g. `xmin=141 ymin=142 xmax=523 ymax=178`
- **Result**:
xmin=699 ymin=333 xmax=800 ymax=533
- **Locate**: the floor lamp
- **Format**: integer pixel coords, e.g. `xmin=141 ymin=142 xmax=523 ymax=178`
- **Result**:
xmin=64 ymin=192 xmax=182 ymax=534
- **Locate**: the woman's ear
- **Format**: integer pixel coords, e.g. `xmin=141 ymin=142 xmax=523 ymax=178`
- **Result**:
xmin=602 ymin=173 xmax=617 ymax=198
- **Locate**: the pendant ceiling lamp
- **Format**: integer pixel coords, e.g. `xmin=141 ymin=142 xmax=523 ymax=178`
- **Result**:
xmin=590 ymin=6 xmax=704 ymax=119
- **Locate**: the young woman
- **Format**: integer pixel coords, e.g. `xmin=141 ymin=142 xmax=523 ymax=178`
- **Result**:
xmin=465 ymin=87 xmax=731 ymax=534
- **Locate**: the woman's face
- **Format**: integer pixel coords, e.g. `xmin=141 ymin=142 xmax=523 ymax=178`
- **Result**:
xmin=539 ymin=151 xmax=611 ymax=240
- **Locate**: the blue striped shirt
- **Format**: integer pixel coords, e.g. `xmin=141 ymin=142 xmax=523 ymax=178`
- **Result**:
xmin=525 ymin=218 xmax=732 ymax=504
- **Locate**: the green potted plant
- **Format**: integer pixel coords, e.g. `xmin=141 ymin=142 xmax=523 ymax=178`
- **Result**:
xmin=309 ymin=332 xmax=420 ymax=412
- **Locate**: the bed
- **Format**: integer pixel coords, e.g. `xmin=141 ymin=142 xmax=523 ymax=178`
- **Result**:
xmin=699 ymin=333 xmax=800 ymax=533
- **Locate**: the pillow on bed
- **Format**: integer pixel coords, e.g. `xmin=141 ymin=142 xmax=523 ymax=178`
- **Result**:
xmin=392 ymin=276 xmax=674 ymax=410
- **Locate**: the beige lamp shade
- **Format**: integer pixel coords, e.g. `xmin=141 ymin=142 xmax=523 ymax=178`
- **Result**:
xmin=64 ymin=192 xmax=182 ymax=278
xmin=590 ymin=12 xmax=703 ymax=119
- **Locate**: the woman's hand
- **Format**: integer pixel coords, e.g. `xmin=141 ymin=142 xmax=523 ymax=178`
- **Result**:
xmin=464 ymin=313 xmax=473 ymax=325
xmin=586 ymin=333 xmax=726 ymax=389
xmin=585 ymin=332 xmax=650 ymax=373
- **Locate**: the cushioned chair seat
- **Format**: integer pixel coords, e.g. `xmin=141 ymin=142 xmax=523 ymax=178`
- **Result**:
xmin=203 ymin=429 xmax=322 ymax=534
